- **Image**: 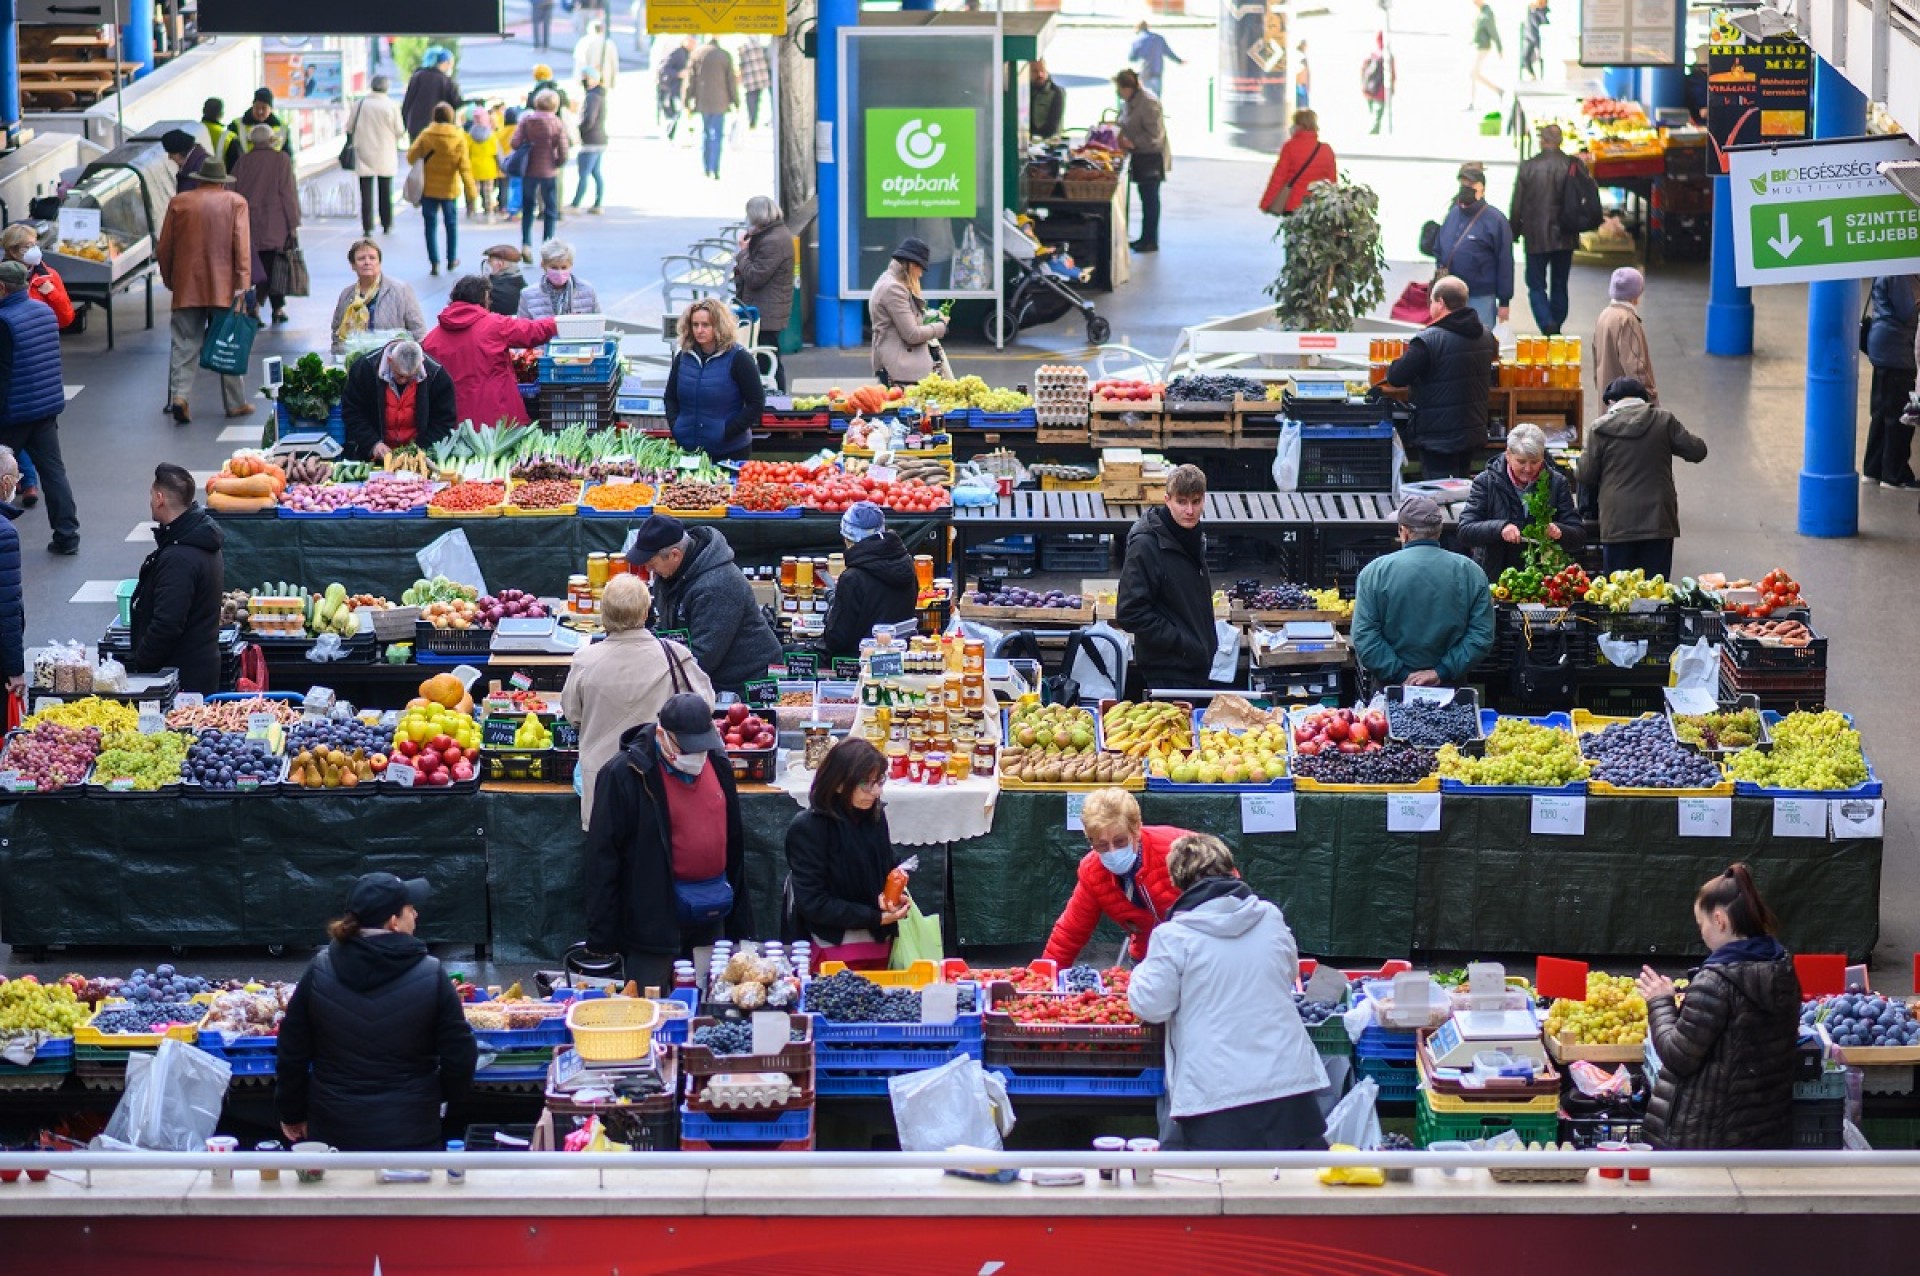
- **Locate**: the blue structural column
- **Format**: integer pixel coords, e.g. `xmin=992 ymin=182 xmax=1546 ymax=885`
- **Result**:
xmin=1603 ymin=66 xmax=1636 ymax=99
xmin=1705 ymin=175 xmax=1754 ymax=354
xmin=1800 ymin=58 xmax=1868 ymax=538
xmin=121 ymin=0 xmax=156 ymax=78
xmin=814 ymin=0 xmax=865 ymax=348
xmin=1643 ymin=2 xmax=1688 ymax=110
xmin=0 ymin=0 xmax=20 ymax=147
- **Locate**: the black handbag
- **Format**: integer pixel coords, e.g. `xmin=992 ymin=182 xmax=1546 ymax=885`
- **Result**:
xmin=1418 ymin=219 xmax=1441 ymax=257
xmin=338 ymin=100 xmax=362 ymax=171
xmin=1510 ymin=625 xmax=1576 ymax=705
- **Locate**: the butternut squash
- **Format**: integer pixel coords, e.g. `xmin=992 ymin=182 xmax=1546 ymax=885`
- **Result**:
xmin=208 ymin=473 xmax=276 ymax=499
xmin=205 ymin=491 xmax=278 ymax=514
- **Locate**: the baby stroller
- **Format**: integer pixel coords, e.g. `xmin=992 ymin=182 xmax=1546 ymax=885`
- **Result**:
xmin=983 ymin=209 xmax=1111 ymax=346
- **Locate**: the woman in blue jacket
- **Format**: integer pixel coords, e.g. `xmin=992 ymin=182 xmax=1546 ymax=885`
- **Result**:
xmin=664 ymin=297 xmax=762 ymax=461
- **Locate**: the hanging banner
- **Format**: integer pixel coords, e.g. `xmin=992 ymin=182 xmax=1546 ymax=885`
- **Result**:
xmin=1706 ymin=11 xmax=1813 ymax=173
xmin=263 ymin=50 xmax=344 ymax=107
xmin=649 ymin=0 xmax=787 ymax=36
xmin=1729 ymin=135 xmax=1920 ymax=286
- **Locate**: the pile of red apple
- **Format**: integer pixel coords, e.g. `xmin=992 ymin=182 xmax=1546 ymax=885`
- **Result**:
xmin=393 ymin=733 xmax=479 ymax=785
xmin=719 ymin=704 xmax=776 ymax=751
xmin=1293 ymin=707 xmax=1389 ymax=756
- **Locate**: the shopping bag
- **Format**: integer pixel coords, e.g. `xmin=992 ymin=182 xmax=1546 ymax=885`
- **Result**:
xmin=198 ymin=304 xmax=257 ymax=376
xmin=951 ymin=225 xmax=990 ymax=292
xmin=417 ymin=527 xmax=488 ymax=597
xmin=96 ymin=1038 xmax=231 ymax=1151
xmin=1389 ymin=280 xmax=1431 ymax=323
xmin=1670 ymin=637 xmax=1719 ymax=693
xmin=283 ymin=244 xmax=310 ymax=297
xmin=1210 ymin=619 xmax=1241 ymax=683
xmin=888 ymin=904 xmax=943 ymax=970
xmin=1272 ymin=418 xmax=1303 ymax=490
xmin=402 ymin=156 xmax=428 ymax=206
xmin=889 ymin=1054 xmax=1015 ymax=1153
xmin=1323 ymin=1075 xmax=1383 ymax=1150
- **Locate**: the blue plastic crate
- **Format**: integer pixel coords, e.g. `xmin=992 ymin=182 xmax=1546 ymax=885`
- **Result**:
xmin=276 ymin=403 xmax=344 ymax=446
xmin=537 ymin=339 xmax=620 ymax=384
xmin=814 ymin=1042 xmax=979 ymax=1072
xmin=1733 ymin=718 xmax=1882 ymax=798
xmin=196 ymin=1031 xmax=277 ymax=1054
xmin=679 ymin=1103 xmax=813 ymax=1143
xmin=725 ymin=506 xmax=803 ymax=519
xmin=1356 ymin=1055 xmax=1419 ymax=1102
xmin=799 ymin=980 xmax=982 ymax=1045
xmin=26 ymin=1037 xmax=73 ymax=1059
xmin=986 ymin=1067 xmax=1165 ymax=1098
xmin=813 ymin=1073 xmax=895 ymax=1097
xmin=471 ymin=1021 xmax=572 ymax=1051
xmin=1355 ymin=1026 xmax=1419 ymax=1061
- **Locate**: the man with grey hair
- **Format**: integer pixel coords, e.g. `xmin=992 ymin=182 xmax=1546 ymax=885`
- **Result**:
xmin=625 ymin=513 xmax=781 ymax=694
xmin=1382 ymin=274 xmax=1499 ymax=480
xmin=0 ymin=445 xmax=27 ymax=694
xmin=1510 ymin=123 xmax=1578 ymax=335
xmin=1351 ymin=496 xmax=1493 ymax=688
xmin=1457 ymin=421 xmax=1585 ymax=580
xmin=339 ymin=337 xmax=458 ymax=461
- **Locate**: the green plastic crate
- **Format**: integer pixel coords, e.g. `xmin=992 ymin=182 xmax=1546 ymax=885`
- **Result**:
xmin=1308 ymin=1018 xmax=1351 ymax=1056
xmin=1415 ymin=1096 xmax=1560 ymax=1148
xmin=1858 ymin=1116 xmax=1920 ymax=1150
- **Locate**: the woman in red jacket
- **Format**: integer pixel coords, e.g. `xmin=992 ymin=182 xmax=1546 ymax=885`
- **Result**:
xmin=1258 ymin=109 xmax=1338 ymax=217
xmin=421 ymin=274 xmax=556 ymax=427
xmin=1042 ymin=787 xmax=1193 ymax=967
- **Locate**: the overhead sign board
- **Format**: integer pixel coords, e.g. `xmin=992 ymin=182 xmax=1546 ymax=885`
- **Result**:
xmin=864 ymin=109 xmax=978 ymax=219
xmin=1580 ymin=0 xmax=1680 ymax=68
xmin=197 ymin=0 xmax=501 ymax=35
xmin=1706 ymin=11 xmax=1812 ymax=173
xmin=649 ymin=0 xmax=786 ymax=35
xmin=1729 ymin=135 xmax=1920 ymax=286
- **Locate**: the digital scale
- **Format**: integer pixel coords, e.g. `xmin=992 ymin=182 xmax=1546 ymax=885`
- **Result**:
xmin=1287 ymin=369 xmax=1353 ymax=399
xmin=488 ymin=618 xmax=586 ymax=655
xmin=1427 ymin=1008 xmax=1547 ymax=1069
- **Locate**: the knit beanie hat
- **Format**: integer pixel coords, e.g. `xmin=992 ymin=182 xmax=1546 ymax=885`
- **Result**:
xmin=1609 ymin=267 xmax=1645 ymax=301
xmin=840 ymin=501 xmax=886 ymax=543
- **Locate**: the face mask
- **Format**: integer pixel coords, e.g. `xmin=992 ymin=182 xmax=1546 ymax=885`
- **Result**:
xmin=668 ymin=750 xmax=708 ymax=777
xmin=1099 ymin=844 xmax=1140 ymax=876
xmin=1458 ymin=185 xmax=1478 ymax=207
xmin=544 ymin=268 xmax=571 ymax=287
xmin=21 ymin=247 xmax=41 ymax=267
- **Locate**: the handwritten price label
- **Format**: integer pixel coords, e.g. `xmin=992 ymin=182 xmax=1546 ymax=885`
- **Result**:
xmin=1771 ymin=798 xmax=1827 ymax=839
xmin=1065 ymin=793 xmax=1086 ymax=832
xmin=1386 ymin=791 xmax=1442 ymax=833
xmin=1676 ymin=797 xmax=1732 ymax=838
xmin=1530 ymin=794 xmax=1587 ymax=836
xmin=1240 ymin=791 xmax=1297 ymax=834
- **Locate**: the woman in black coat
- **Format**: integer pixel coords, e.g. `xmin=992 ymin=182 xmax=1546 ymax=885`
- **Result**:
xmin=1455 ymin=422 xmax=1584 ymax=580
xmin=583 ymin=703 xmax=755 ymax=992
xmin=275 ymin=873 xmax=476 ymax=1152
xmin=339 ymin=338 xmax=459 ymax=461
xmin=784 ymin=739 xmax=909 ymax=954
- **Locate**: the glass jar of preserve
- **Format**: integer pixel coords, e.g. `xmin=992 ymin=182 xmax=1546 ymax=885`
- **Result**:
xmin=971 ymin=739 xmax=997 ymax=777
xmin=803 ymin=723 xmax=832 ymax=770
xmin=946 ymin=750 xmax=971 ymax=783
xmin=963 ymin=639 xmax=986 ymax=674
xmin=962 ymin=674 xmax=986 ymax=711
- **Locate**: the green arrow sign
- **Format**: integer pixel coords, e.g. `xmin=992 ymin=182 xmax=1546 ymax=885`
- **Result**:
xmin=1748 ymin=195 xmax=1920 ymax=270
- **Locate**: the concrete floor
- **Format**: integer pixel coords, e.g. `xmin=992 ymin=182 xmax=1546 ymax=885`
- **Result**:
xmin=3 ymin=7 xmax=1911 ymax=989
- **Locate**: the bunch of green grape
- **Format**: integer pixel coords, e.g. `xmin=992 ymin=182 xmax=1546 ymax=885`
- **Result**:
xmin=1726 ymin=710 xmax=1868 ymax=790
xmin=0 ymin=979 xmax=89 ymax=1034
xmin=1672 ymin=709 xmax=1762 ymax=750
xmin=1544 ymin=971 xmax=1647 ymax=1046
xmin=1437 ymin=720 xmax=1590 ymax=786
xmin=92 ymin=730 xmax=192 ymax=790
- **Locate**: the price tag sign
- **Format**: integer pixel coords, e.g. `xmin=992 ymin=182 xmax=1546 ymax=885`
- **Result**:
xmin=137 ymin=708 xmax=167 ymax=735
xmin=1772 ymin=797 xmax=1827 ymax=839
xmin=173 ymin=692 xmax=204 ymax=710
xmin=1830 ymin=797 xmax=1885 ymax=840
xmin=868 ymin=465 xmax=898 ymax=484
xmin=31 ymin=697 xmax=60 ymax=717
xmin=832 ymin=657 xmax=863 ymax=680
xmin=675 ymin=454 xmax=703 ymax=471
xmin=1386 ymin=791 xmax=1441 ymax=833
xmin=107 ymin=778 xmax=134 ymax=792
xmin=750 ymin=1010 xmax=790 ymax=1057
xmin=919 ymin=983 xmax=959 ymax=1026
xmin=0 ymin=770 xmax=22 ymax=792
xmin=1676 ymin=796 xmax=1732 ymax=838
xmin=247 ymin=712 xmax=276 ymax=733
xmin=1240 ymin=791 xmax=1296 ymax=834
xmin=783 ymin=650 xmax=820 ymax=680
xmin=1530 ymin=794 xmax=1587 ymax=836
xmin=386 ymin=761 xmax=417 ymax=788
xmin=743 ymin=679 xmax=780 ymax=708
xmin=1400 ymin=686 xmax=1455 ymax=707
xmin=508 ymin=671 xmax=534 ymax=692
xmin=603 ymin=474 xmax=634 ymax=486
xmin=58 ymin=206 xmax=101 ymax=243
xmin=1066 ymin=792 xmax=1086 ymax=832
xmin=869 ymin=650 xmax=904 ymax=679
xmin=235 ymin=777 xmax=261 ymax=793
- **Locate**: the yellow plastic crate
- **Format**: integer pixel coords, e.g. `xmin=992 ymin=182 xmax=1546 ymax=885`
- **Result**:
xmin=816 ymin=960 xmax=939 ymax=988
xmin=75 ymin=994 xmax=214 ymax=1048
xmin=1572 ymin=709 xmax=1732 ymax=797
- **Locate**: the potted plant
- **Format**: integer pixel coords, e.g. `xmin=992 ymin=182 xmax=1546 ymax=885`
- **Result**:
xmin=1264 ymin=175 xmax=1387 ymax=333
xmin=275 ymin=353 xmax=348 ymax=442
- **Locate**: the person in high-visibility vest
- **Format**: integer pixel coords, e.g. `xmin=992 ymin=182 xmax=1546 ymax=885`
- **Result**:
xmin=226 ymin=88 xmax=292 ymax=166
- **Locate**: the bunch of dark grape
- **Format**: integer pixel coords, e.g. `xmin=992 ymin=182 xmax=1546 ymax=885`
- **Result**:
xmin=1292 ymin=743 xmax=1437 ymax=785
xmin=1387 ymin=701 xmax=1482 ymax=748
xmin=1230 ymin=580 xmax=1313 ymax=610
xmin=691 ymin=1021 xmax=755 ymax=1054
xmin=1293 ymin=994 xmax=1341 ymax=1026
xmin=1062 ymin=965 xmax=1104 ymax=993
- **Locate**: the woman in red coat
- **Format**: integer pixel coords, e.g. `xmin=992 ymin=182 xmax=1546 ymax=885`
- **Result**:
xmin=421 ymin=274 xmax=556 ymax=427
xmin=1042 ymin=787 xmax=1193 ymax=967
xmin=1258 ymin=109 xmax=1338 ymax=217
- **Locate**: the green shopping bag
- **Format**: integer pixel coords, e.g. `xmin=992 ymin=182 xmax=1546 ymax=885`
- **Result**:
xmin=199 ymin=303 xmax=258 ymax=376
xmin=889 ymin=904 xmax=944 ymax=970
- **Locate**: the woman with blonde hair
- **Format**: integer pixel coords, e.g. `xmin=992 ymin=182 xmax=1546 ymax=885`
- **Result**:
xmin=1130 ymin=834 xmax=1328 ymax=1150
xmin=561 ymin=573 xmax=713 ymax=828
xmin=1042 ymin=787 xmax=1194 ymax=966
xmin=329 ymin=238 xmax=427 ymax=357
xmin=663 ymin=296 xmax=762 ymax=460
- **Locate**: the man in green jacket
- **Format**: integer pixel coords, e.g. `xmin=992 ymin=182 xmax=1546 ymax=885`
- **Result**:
xmin=1351 ymin=496 xmax=1494 ymax=686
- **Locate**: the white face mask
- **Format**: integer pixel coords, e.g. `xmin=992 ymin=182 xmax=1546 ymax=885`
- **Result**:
xmin=667 ymin=749 xmax=709 ymax=777
xmin=1099 ymin=844 xmax=1140 ymax=876
xmin=21 ymin=247 xmax=41 ymax=267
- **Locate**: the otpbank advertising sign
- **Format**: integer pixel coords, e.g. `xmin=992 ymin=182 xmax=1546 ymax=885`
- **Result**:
xmin=865 ymin=109 xmax=978 ymax=219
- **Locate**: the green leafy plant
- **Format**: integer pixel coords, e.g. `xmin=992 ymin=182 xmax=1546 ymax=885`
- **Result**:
xmin=1264 ymin=174 xmax=1387 ymax=333
xmin=279 ymin=353 xmax=347 ymax=422
xmin=1521 ymin=474 xmax=1571 ymax=574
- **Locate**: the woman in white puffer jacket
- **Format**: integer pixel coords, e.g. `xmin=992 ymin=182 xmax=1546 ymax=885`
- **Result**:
xmin=1128 ymin=833 xmax=1329 ymax=1150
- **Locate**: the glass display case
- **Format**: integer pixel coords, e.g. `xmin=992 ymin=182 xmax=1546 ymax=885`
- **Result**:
xmin=43 ymin=141 xmax=166 ymax=287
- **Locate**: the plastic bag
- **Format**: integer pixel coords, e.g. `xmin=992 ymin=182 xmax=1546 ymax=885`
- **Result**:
xmin=1670 ymin=637 xmax=1719 ymax=693
xmin=1272 ymin=419 xmax=1302 ymax=491
xmin=92 ymin=654 xmax=128 ymax=692
xmin=97 ymin=1038 xmax=231 ymax=1151
xmin=889 ymin=904 xmax=944 ymax=970
xmin=1322 ymin=1075 xmax=1383 ymax=1151
xmin=951 ymin=225 xmax=990 ymax=292
xmin=1596 ymin=634 xmax=1648 ymax=669
xmin=417 ymin=528 xmax=488 ymax=597
xmin=889 ymin=1054 xmax=1015 ymax=1153
xmin=305 ymin=632 xmax=347 ymax=662
xmin=1210 ymin=619 xmax=1241 ymax=683
xmin=1062 ymin=622 xmax=1131 ymax=704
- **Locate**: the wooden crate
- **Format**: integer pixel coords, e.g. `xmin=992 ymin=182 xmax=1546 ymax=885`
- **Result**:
xmin=1036 ymin=424 xmax=1091 ymax=445
xmin=1090 ymin=417 xmax=1163 ymax=448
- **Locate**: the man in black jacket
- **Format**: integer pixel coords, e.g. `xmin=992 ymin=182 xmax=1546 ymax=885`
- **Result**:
xmin=817 ymin=501 xmax=919 ymax=659
xmin=583 ymin=696 xmax=755 ymax=992
xmin=1509 ymin=123 xmax=1576 ymax=335
xmin=402 ymin=48 xmax=462 ymax=139
xmin=276 ymin=873 xmax=477 ymax=1152
xmin=339 ymin=338 xmax=458 ymax=461
xmin=481 ymin=244 xmax=528 ymax=317
xmin=1116 ymin=464 xmax=1216 ymax=690
xmin=131 ymin=464 xmax=224 ymax=694
xmin=1383 ymin=275 xmax=1499 ymax=479
xmin=630 ymin=515 xmax=783 ymax=694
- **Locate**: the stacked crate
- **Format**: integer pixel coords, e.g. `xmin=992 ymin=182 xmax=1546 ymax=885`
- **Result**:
xmin=809 ymin=966 xmax=982 ymax=1103
xmin=536 ymin=337 xmax=622 ymax=432
xmin=980 ymin=973 xmax=1165 ymax=1100
xmin=680 ymin=1012 xmax=816 ymax=1150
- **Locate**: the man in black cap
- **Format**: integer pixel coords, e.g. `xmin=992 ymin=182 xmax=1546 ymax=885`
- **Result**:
xmin=869 ymin=236 xmax=947 ymax=385
xmin=627 ymin=514 xmax=782 ymax=695
xmin=1350 ymin=495 xmax=1493 ymax=688
xmin=481 ymin=243 xmax=528 ymax=316
xmin=160 ymin=129 xmax=208 ymax=195
xmin=275 ymin=872 xmax=477 ymax=1152
xmin=583 ymin=692 xmax=755 ymax=993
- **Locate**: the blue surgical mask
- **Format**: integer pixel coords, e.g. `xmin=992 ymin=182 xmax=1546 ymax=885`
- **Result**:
xmin=1099 ymin=844 xmax=1140 ymax=876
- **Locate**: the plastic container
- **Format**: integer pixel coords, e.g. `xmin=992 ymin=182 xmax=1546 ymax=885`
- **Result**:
xmin=678 ymin=1103 xmax=813 ymax=1144
xmin=564 ymin=997 xmax=658 ymax=1063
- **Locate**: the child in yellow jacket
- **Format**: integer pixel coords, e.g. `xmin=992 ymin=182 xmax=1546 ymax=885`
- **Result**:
xmin=467 ymin=104 xmax=501 ymax=216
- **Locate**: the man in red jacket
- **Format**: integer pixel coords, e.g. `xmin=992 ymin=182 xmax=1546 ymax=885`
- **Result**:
xmin=1043 ymin=788 xmax=1194 ymax=967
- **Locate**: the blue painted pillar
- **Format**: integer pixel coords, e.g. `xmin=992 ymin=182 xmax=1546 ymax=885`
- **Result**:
xmin=1603 ymin=66 xmax=1636 ymax=99
xmin=120 ymin=0 xmax=155 ymax=78
xmin=0 ymin=0 xmax=20 ymax=146
xmin=901 ymin=0 xmax=935 ymax=9
xmin=1643 ymin=3 xmax=1688 ymax=110
xmin=814 ymin=0 xmax=864 ymax=348
xmin=1799 ymin=58 xmax=1868 ymax=538
xmin=1705 ymin=175 xmax=1753 ymax=355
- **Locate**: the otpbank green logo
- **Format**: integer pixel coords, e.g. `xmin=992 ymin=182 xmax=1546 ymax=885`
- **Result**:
xmin=866 ymin=109 xmax=976 ymax=218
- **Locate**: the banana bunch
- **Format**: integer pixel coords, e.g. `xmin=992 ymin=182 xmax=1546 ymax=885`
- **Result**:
xmin=1100 ymin=700 xmax=1194 ymax=758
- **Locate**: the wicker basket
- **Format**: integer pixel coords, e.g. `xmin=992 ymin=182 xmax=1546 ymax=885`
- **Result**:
xmin=565 ymin=997 xmax=660 ymax=1063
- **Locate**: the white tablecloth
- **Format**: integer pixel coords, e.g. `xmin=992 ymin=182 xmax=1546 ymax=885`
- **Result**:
xmin=770 ymin=750 xmax=1000 ymax=845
